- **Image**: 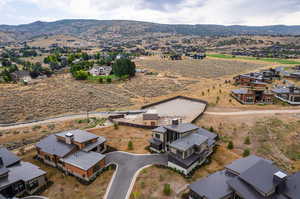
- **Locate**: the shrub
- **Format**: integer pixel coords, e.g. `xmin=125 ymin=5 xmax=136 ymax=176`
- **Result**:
xmin=132 ymin=191 xmax=141 ymax=199
xmin=209 ymin=126 xmax=214 ymax=132
xmin=98 ymin=78 xmax=104 ymax=83
xmin=244 ymin=136 xmax=251 ymax=145
xmin=141 ymin=181 xmax=145 ymax=189
xmin=113 ymin=123 xmax=119 ymax=129
xmin=32 ymin=125 xmax=41 ymax=131
xmin=47 ymin=124 xmax=55 ymax=130
xmin=163 ymin=184 xmax=172 ymax=196
xmin=128 ymin=140 xmax=133 ymax=150
xmin=227 ymin=141 xmax=234 ymax=150
xmin=106 ymin=77 xmax=112 ymax=83
xmin=243 ymin=149 xmax=250 ymax=157
xmin=201 ymin=91 xmax=205 ymax=96
xmin=74 ymin=70 xmax=89 ymax=80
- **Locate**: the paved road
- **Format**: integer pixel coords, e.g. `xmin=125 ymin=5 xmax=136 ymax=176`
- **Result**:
xmin=0 ymin=110 xmax=145 ymax=130
xmin=205 ymin=109 xmax=300 ymax=116
xmin=104 ymin=152 xmax=168 ymax=199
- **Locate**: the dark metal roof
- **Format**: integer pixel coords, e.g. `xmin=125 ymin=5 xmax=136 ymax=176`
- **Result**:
xmin=0 ymin=148 xmax=21 ymax=167
xmin=0 ymin=167 xmax=8 ymax=176
xmin=61 ymin=151 xmax=105 ymax=171
xmin=169 ymin=133 xmax=208 ymax=151
xmin=0 ymin=161 xmax=46 ymax=189
xmin=168 ymin=153 xmax=202 ymax=169
xmin=272 ymin=87 xmax=290 ymax=94
xmin=152 ymin=126 xmax=167 ymax=133
xmin=225 ymin=155 xmax=273 ymax=175
xmin=282 ymin=172 xmax=300 ymax=199
xmin=227 ymin=176 xmax=287 ymax=199
xmin=56 ymin=130 xmax=98 ymax=143
xmin=239 ymin=160 xmax=286 ymax=196
xmin=188 ymin=170 xmax=234 ymax=199
xmin=82 ymin=137 xmax=106 ymax=152
xmin=149 ymin=138 xmax=162 ymax=146
xmin=231 ymin=89 xmax=249 ymax=94
xmin=164 ymin=123 xmax=199 ymax=133
xmin=197 ymin=128 xmax=218 ymax=141
xmin=36 ymin=135 xmax=76 ymax=157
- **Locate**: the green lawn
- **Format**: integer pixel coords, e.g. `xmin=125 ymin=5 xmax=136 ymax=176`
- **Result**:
xmin=207 ymin=54 xmax=300 ymax=65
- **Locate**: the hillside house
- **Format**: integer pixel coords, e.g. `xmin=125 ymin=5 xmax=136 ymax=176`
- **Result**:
xmin=142 ymin=110 xmax=160 ymax=127
xmin=0 ymin=148 xmax=47 ymax=198
xmin=191 ymin=54 xmax=206 ymax=60
xmin=188 ymin=155 xmax=300 ymax=199
xmin=36 ymin=130 xmax=106 ymax=182
xmin=170 ymin=54 xmax=182 ymax=60
xmin=11 ymin=71 xmax=31 ymax=83
xmin=233 ymin=69 xmax=279 ymax=86
xmin=231 ymin=88 xmax=274 ymax=104
xmin=272 ymin=85 xmax=300 ymax=105
xmin=89 ymin=65 xmax=112 ymax=76
xmin=149 ymin=120 xmax=217 ymax=175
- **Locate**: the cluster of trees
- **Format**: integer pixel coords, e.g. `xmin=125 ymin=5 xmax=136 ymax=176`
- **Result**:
xmin=112 ymin=58 xmax=136 ymax=77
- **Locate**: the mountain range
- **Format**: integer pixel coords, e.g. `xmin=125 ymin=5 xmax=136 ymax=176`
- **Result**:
xmin=1 ymin=19 xmax=300 ymax=41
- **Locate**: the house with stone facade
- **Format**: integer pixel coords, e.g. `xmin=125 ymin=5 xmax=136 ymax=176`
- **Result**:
xmin=231 ymin=88 xmax=274 ymax=104
xmin=149 ymin=120 xmax=217 ymax=175
xmin=36 ymin=130 xmax=106 ymax=182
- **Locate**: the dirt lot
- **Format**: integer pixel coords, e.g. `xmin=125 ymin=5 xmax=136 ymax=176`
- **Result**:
xmin=89 ymin=126 xmax=153 ymax=154
xmin=197 ymin=114 xmax=300 ymax=172
xmin=0 ymin=73 xmax=195 ymax=123
xmin=135 ymin=56 xmax=269 ymax=78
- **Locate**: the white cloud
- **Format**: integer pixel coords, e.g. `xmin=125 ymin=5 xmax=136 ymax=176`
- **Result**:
xmin=1 ymin=0 xmax=300 ymax=25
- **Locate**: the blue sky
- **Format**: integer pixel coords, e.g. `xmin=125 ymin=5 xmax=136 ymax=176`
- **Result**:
xmin=1 ymin=0 xmax=300 ymax=25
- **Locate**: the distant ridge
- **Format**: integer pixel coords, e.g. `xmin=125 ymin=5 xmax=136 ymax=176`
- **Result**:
xmin=1 ymin=19 xmax=300 ymax=41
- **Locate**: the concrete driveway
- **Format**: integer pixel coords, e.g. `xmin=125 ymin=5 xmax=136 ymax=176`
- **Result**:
xmin=104 ymin=151 xmax=168 ymax=199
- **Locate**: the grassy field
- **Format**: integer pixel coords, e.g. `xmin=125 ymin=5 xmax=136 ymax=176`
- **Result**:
xmin=136 ymin=56 xmax=268 ymax=78
xmin=207 ymin=53 xmax=300 ymax=65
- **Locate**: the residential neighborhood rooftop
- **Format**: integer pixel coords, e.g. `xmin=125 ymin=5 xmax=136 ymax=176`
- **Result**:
xmin=56 ymin=129 xmax=99 ymax=143
xmin=61 ymin=151 xmax=105 ymax=171
xmin=36 ymin=134 xmax=76 ymax=157
xmin=0 ymin=148 xmax=21 ymax=167
xmin=225 ymin=155 xmax=273 ymax=175
xmin=169 ymin=133 xmax=208 ymax=151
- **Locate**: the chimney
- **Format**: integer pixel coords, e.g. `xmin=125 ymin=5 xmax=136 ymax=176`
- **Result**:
xmin=65 ymin=132 xmax=74 ymax=144
xmin=273 ymin=171 xmax=288 ymax=191
xmin=172 ymin=118 xmax=179 ymax=126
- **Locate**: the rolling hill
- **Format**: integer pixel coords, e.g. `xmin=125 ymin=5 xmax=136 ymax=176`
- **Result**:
xmin=1 ymin=19 xmax=300 ymax=41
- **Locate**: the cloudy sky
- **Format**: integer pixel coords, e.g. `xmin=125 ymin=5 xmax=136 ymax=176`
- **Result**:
xmin=1 ymin=0 xmax=300 ymax=26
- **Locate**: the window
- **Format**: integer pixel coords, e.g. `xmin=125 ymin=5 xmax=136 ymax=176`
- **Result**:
xmin=155 ymin=134 xmax=160 ymax=139
xmin=45 ymin=155 xmax=51 ymax=161
xmin=27 ymin=179 xmax=39 ymax=191
xmin=93 ymin=164 xmax=101 ymax=173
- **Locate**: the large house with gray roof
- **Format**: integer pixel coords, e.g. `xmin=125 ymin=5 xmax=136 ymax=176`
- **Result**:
xmin=36 ymin=130 xmax=107 ymax=182
xmin=188 ymin=155 xmax=300 ymax=199
xmin=272 ymin=85 xmax=300 ymax=105
xmin=149 ymin=119 xmax=217 ymax=175
xmin=0 ymin=147 xmax=47 ymax=199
